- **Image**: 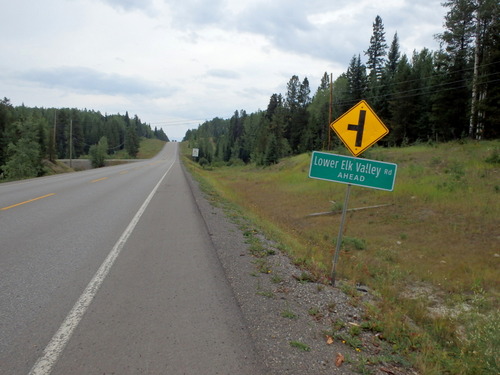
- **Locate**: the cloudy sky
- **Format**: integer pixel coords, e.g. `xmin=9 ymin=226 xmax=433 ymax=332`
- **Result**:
xmin=1 ymin=0 xmax=447 ymax=140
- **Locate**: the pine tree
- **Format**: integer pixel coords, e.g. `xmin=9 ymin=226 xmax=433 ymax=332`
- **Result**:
xmin=470 ymin=0 xmax=500 ymax=138
xmin=264 ymin=134 xmax=280 ymax=165
xmin=89 ymin=136 xmax=108 ymax=168
xmin=307 ymin=75 xmax=331 ymax=150
xmin=258 ymin=93 xmax=289 ymax=164
xmin=125 ymin=124 xmax=139 ymax=157
xmin=441 ymin=0 xmax=476 ymax=58
xmin=332 ymin=73 xmax=350 ymax=118
xmin=365 ymin=15 xmax=388 ymax=81
xmin=299 ymin=77 xmax=311 ymax=107
xmin=266 ymin=93 xmax=281 ymax=120
xmin=55 ymin=109 xmax=70 ymax=158
xmin=107 ymin=116 xmax=125 ymax=154
xmin=228 ymin=110 xmax=246 ymax=160
xmin=0 ymin=98 xmax=13 ymax=174
xmin=296 ymin=78 xmax=311 ymax=152
xmin=411 ymin=49 xmax=436 ymax=141
xmin=69 ymin=110 xmax=84 ymax=158
xmin=1 ymin=119 xmax=43 ymax=179
xmin=388 ymin=55 xmax=413 ymax=145
xmin=318 ymin=72 xmax=330 ymax=91
xmin=346 ymin=55 xmax=367 ymax=105
xmin=155 ymin=127 xmax=169 ymax=142
xmin=435 ymin=0 xmax=476 ymax=139
xmin=365 ymin=16 xmax=388 ymax=113
xmin=386 ymin=33 xmax=401 ymax=76
xmin=240 ymin=111 xmax=262 ymax=163
xmin=284 ymin=75 xmax=303 ymax=152
xmin=284 ymin=75 xmax=301 ymax=148
xmin=378 ymin=33 xmax=401 ymax=122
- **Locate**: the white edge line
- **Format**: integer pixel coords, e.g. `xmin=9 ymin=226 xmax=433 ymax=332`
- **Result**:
xmin=28 ymin=159 xmax=176 ymax=375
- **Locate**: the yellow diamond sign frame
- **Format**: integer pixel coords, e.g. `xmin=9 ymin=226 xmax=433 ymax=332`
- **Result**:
xmin=331 ymin=100 xmax=389 ymax=157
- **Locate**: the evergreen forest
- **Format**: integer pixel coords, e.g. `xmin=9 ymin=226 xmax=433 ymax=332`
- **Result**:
xmin=0 ymin=104 xmax=169 ymax=180
xmin=184 ymin=0 xmax=499 ymax=166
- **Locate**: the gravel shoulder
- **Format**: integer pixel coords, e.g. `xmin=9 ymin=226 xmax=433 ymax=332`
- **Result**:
xmin=183 ymin=163 xmax=416 ymax=375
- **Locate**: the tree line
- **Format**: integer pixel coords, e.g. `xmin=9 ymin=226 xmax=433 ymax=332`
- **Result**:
xmin=184 ymin=0 xmax=499 ymax=166
xmin=0 ymin=102 xmax=169 ymax=180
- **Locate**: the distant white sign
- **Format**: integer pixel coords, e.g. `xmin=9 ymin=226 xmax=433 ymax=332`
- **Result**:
xmin=192 ymin=148 xmax=199 ymax=157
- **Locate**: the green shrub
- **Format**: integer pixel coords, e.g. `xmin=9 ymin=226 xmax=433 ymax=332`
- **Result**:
xmin=485 ymin=148 xmax=500 ymax=164
xmin=89 ymin=136 xmax=108 ymax=168
xmin=334 ymin=236 xmax=366 ymax=251
xmin=198 ymin=157 xmax=209 ymax=168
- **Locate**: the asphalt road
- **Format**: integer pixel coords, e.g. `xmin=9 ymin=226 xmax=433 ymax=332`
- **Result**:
xmin=0 ymin=143 xmax=263 ymax=374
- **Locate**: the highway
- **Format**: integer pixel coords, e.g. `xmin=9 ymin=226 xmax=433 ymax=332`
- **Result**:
xmin=0 ymin=143 xmax=263 ymax=374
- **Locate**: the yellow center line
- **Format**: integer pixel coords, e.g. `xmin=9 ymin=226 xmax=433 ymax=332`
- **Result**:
xmin=119 ymin=171 xmax=129 ymax=175
xmin=91 ymin=177 xmax=109 ymax=183
xmin=1 ymin=193 xmax=56 ymax=211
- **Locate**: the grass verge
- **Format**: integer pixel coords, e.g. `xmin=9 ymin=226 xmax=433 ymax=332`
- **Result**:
xmin=181 ymin=140 xmax=499 ymax=375
xmin=110 ymin=138 xmax=166 ymax=159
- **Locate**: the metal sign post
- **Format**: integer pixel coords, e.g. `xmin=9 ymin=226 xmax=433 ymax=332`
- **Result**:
xmin=331 ymin=184 xmax=351 ymax=286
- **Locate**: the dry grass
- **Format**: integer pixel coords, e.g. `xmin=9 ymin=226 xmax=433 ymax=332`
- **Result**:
xmin=183 ymin=140 xmax=500 ymax=374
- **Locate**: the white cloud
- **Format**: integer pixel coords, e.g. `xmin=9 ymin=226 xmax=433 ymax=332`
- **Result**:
xmin=206 ymin=69 xmax=241 ymax=80
xmin=19 ymin=66 xmax=174 ymax=97
xmin=164 ymin=0 xmax=226 ymax=28
xmin=0 ymin=0 xmax=448 ymax=140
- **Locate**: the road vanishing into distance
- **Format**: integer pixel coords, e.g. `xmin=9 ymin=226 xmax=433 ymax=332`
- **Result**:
xmin=0 ymin=143 xmax=263 ymax=374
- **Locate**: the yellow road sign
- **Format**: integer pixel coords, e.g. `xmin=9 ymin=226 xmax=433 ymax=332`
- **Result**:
xmin=330 ymin=100 xmax=389 ymax=156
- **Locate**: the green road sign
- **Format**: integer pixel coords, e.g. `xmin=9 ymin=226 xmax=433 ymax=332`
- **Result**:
xmin=309 ymin=151 xmax=397 ymax=191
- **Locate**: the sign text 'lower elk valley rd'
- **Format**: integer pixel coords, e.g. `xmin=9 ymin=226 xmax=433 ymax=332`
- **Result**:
xmin=309 ymin=151 xmax=397 ymax=191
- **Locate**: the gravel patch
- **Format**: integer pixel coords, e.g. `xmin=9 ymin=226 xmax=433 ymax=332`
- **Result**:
xmin=184 ymin=165 xmax=417 ymax=375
